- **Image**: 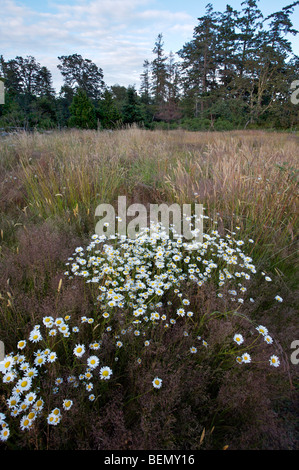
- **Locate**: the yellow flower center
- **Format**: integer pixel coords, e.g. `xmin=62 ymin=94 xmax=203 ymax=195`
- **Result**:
xmin=102 ymin=370 xmax=109 ymax=376
xmin=21 ymin=380 xmax=28 ymax=388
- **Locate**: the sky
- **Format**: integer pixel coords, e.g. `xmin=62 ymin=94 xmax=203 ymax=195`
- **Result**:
xmin=1 ymin=0 xmax=298 ymax=93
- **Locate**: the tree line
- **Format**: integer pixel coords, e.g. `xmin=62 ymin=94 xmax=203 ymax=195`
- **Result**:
xmin=0 ymin=1 xmax=298 ymax=132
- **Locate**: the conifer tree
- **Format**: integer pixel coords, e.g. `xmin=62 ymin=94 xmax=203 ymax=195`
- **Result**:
xmin=140 ymin=59 xmax=152 ymax=105
xmin=68 ymin=88 xmax=97 ymax=129
xmin=122 ymin=86 xmax=144 ymax=125
xmin=151 ymin=34 xmax=169 ymax=110
xmin=177 ymin=3 xmax=218 ymax=117
xmin=98 ymin=89 xmax=122 ymax=129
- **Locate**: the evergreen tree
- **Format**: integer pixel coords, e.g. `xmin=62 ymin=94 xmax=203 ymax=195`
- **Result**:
xmin=68 ymin=88 xmax=97 ymax=129
xmin=139 ymin=60 xmax=154 ymax=125
xmin=122 ymin=86 xmax=144 ymax=125
xmin=35 ymin=66 xmax=55 ymax=97
xmin=177 ymin=4 xmax=219 ymax=117
xmin=151 ymin=33 xmax=169 ymax=114
xmin=155 ymin=52 xmax=182 ymax=122
xmin=140 ymin=59 xmax=152 ymax=105
xmin=216 ymin=5 xmax=239 ymax=89
xmin=237 ymin=1 xmax=298 ymax=125
xmin=235 ymin=0 xmax=264 ymax=79
xmin=110 ymin=85 xmax=128 ymax=115
xmin=98 ymin=89 xmax=122 ymax=129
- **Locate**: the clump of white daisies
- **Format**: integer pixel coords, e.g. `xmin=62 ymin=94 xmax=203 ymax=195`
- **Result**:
xmin=0 ymin=218 xmax=283 ymax=442
xmin=0 ymin=313 xmax=114 ymax=441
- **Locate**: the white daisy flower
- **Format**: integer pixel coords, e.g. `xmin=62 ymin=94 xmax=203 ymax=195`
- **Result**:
xmin=62 ymin=399 xmax=73 ymax=410
xmin=152 ymin=377 xmax=162 ymax=389
xmin=87 ymin=356 xmax=100 ymax=369
xmin=256 ymin=325 xmax=268 ymax=336
xmin=241 ymin=352 xmax=251 ymax=364
xmin=233 ymin=334 xmax=244 ymax=345
xmin=269 ymin=355 xmax=280 ymax=367
xmin=99 ymin=366 xmax=113 ymax=380
xmin=73 ymin=344 xmax=85 ymax=358
xmin=264 ymin=335 xmax=273 ymax=344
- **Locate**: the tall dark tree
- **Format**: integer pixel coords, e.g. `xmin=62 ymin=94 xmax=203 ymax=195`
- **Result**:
xmin=216 ymin=5 xmax=239 ymax=89
xmin=122 ymin=86 xmax=143 ymax=125
xmin=156 ymin=52 xmax=182 ymax=123
xmin=151 ymin=34 xmax=169 ymax=108
xmin=140 ymin=59 xmax=152 ymax=105
xmin=68 ymin=88 xmax=97 ymax=129
xmin=0 ymin=55 xmax=22 ymax=95
xmin=264 ymin=1 xmax=298 ymax=54
xmin=110 ymin=85 xmax=128 ymax=114
xmin=177 ymin=3 xmax=219 ymax=116
xmin=0 ymin=55 xmax=55 ymax=129
xmin=235 ymin=0 xmax=264 ymax=79
xmin=98 ymin=89 xmax=122 ymax=129
xmin=0 ymin=56 xmax=54 ymax=96
xmin=35 ymin=66 xmax=55 ymax=97
xmin=237 ymin=1 xmax=298 ymax=125
xmin=57 ymin=54 xmax=105 ymax=101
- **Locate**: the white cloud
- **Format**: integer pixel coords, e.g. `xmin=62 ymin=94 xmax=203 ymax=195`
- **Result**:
xmin=0 ymin=0 xmax=195 ymax=90
xmin=136 ymin=9 xmax=192 ymax=22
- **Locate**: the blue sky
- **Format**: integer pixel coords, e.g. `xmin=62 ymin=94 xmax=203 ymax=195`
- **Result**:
xmin=1 ymin=0 xmax=298 ymax=92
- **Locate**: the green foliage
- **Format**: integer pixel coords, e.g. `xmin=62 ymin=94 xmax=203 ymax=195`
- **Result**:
xmin=122 ymin=86 xmax=144 ymax=125
xmin=68 ymin=89 xmax=97 ymax=129
xmin=97 ymin=89 xmax=122 ymax=129
xmin=57 ymin=53 xmax=105 ymax=101
xmin=180 ymin=118 xmax=211 ymax=131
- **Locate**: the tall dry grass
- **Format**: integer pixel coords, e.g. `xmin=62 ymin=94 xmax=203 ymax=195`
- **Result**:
xmin=2 ymin=128 xmax=297 ymax=268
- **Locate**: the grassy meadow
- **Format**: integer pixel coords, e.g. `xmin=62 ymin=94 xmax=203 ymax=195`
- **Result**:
xmin=0 ymin=127 xmax=298 ymax=450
